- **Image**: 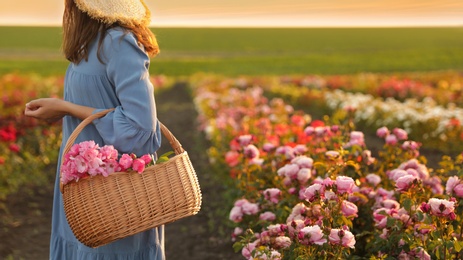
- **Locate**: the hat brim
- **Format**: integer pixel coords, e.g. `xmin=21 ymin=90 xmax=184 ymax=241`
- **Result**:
xmin=74 ymin=0 xmax=151 ymax=26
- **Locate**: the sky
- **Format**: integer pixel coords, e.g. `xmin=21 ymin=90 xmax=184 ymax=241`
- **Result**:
xmin=0 ymin=0 xmax=462 ymax=27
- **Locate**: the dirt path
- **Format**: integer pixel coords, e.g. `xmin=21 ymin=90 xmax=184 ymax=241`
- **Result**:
xmin=157 ymin=83 xmax=239 ymax=260
xmin=0 ymin=82 xmax=239 ymax=260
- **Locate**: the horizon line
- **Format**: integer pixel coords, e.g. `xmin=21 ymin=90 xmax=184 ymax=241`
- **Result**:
xmin=1 ymin=23 xmax=462 ymax=29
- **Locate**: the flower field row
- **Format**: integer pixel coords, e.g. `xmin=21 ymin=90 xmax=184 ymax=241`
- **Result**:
xmin=278 ymin=71 xmax=463 ymax=106
xmin=192 ymin=75 xmax=463 ymax=259
xmin=324 ymin=90 xmax=463 ymax=154
xmin=207 ymin=72 xmax=463 ymax=154
xmin=0 ymin=73 xmax=63 ymax=209
xmin=268 ymin=76 xmax=463 ymax=154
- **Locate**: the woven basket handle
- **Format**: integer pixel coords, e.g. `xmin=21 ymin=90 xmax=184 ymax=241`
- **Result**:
xmin=59 ymin=108 xmax=184 ymax=192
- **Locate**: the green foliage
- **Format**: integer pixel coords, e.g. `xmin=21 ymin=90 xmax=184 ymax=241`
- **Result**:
xmin=156 ymin=151 xmax=174 ymax=164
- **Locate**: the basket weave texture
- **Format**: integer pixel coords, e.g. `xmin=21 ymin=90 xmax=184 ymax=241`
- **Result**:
xmin=60 ymin=109 xmax=202 ymax=248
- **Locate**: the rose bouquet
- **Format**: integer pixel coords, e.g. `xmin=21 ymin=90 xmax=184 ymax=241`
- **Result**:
xmin=60 ymin=140 xmax=162 ymax=184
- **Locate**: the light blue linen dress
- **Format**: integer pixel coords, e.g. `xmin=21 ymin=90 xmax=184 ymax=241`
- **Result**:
xmin=50 ymin=27 xmax=164 ymax=259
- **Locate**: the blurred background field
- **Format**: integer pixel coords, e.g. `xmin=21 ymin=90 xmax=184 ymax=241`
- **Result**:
xmin=0 ymin=26 xmax=462 ymax=76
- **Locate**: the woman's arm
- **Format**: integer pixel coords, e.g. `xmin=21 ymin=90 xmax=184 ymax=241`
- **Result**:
xmin=25 ymin=98 xmax=95 ymax=123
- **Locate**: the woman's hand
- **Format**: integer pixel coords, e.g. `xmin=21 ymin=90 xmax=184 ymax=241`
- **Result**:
xmin=25 ymin=98 xmax=96 ymax=123
xmin=25 ymin=98 xmax=69 ymax=123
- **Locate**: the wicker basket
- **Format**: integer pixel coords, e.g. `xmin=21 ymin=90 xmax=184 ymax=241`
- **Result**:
xmin=59 ymin=109 xmax=202 ymax=248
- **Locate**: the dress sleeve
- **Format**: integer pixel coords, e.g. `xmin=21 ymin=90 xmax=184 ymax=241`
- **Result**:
xmin=92 ymin=30 xmax=161 ymax=156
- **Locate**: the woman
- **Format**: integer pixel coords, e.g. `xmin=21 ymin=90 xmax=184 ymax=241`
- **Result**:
xmin=24 ymin=0 xmax=164 ymax=258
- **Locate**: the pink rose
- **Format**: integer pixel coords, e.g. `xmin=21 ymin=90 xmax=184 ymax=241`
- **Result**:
xmin=78 ymin=140 xmax=98 ymax=153
xmin=74 ymin=155 xmax=88 ymax=174
xmin=428 ymin=198 xmax=455 ymax=217
xmin=446 ymin=176 xmax=459 ymax=193
xmin=277 ymin=164 xmax=300 ymax=179
xmin=231 ymin=227 xmax=243 ymax=242
xmin=341 ymin=200 xmax=358 ymax=218
xmin=304 ymin=126 xmax=314 ymax=135
xmin=376 ymin=126 xmax=389 ymax=138
xmin=405 ymin=168 xmax=419 ymax=178
xmin=274 ymin=236 xmax=291 ymax=249
xmin=362 ymin=150 xmax=376 ymax=165
xmin=381 ymin=199 xmax=400 ymax=209
xmin=366 ymin=173 xmax=381 ymax=186
xmin=119 ymin=154 xmax=133 ymax=170
xmin=385 ymin=134 xmax=398 ymax=145
xmin=395 ymin=174 xmax=418 ymax=191
xmin=299 ymin=225 xmax=327 ymax=245
xmin=267 ymin=224 xmax=286 ymax=236
xmin=259 ymin=211 xmax=276 ymax=221
xmin=373 ymin=208 xmax=393 ymax=229
xmin=389 ymin=169 xmax=408 ymax=182
xmin=454 ymin=184 xmax=463 ymax=197
xmin=297 ymin=168 xmax=312 ymax=184
xmin=288 ymin=220 xmax=305 ymax=238
xmin=402 ymin=141 xmax=420 ymax=150
xmin=325 ymin=150 xmax=340 ymax=160
xmin=234 ymin=199 xmax=249 ymax=207
xmin=68 ymin=143 xmax=80 ymax=156
xmin=140 ymin=154 xmax=152 ymax=164
xmin=329 ymin=229 xmax=356 ymax=248
xmin=304 ymin=183 xmax=323 ymax=202
xmin=393 ymin=128 xmax=408 ymax=140
xmin=398 ymin=159 xmax=429 ymax=180
xmin=262 ymin=142 xmax=276 ymax=152
xmin=264 ymin=188 xmax=281 ymax=204
xmin=346 ymin=131 xmax=365 ymax=147
xmin=229 ymin=206 xmax=243 ymax=223
xmin=103 ymin=159 xmax=119 ymax=177
xmin=241 ymin=240 xmax=258 ymax=259
xmin=322 ymin=177 xmax=334 ymax=187
xmin=291 ymin=156 xmax=314 ymax=168
xmin=314 ymin=126 xmax=327 ymax=136
xmin=336 ymin=176 xmax=356 ymax=194
xmin=237 ymin=134 xmax=253 ymax=146
xmin=287 ymin=203 xmax=309 ymax=223
xmin=294 ymin=144 xmax=308 ymax=154
xmin=243 ymin=144 xmax=260 ymax=159
xmin=132 ymin=158 xmax=146 ymax=173
xmin=82 ymin=146 xmax=99 ymax=162
xmin=99 ymin=145 xmax=118 ymax=160
xmin=446 ymin=176 xmax=462 ymax=196
xmin=242 ymin=202 xmax=259 ymax=215
xmin=376 ymin=188 xmax=395 ymax=199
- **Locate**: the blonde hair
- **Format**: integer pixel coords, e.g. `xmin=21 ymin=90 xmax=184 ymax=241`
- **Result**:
xmin=62 ymin=0 xmax=159 ymax=64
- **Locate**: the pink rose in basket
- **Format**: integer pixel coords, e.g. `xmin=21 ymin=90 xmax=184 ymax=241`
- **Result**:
xmin=119 ymin=154 xmax=133 ymax=170
xmin=99 ymin=145 xmax=118 ymax=161
xmin=132 ymin=158 xmax=146 ymax=174
xmin=140 ymin=154 xmax=153 ymax=164
xmin=61 ymin=141 xmax=155 ymax=184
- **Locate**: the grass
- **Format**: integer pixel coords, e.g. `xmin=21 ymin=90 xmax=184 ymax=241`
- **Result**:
xmin=0 ymin=26 xmax=462 ymax=76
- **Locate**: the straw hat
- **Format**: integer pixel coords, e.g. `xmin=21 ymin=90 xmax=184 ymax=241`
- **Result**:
xmin=74 ymin=0 xmax=151 ymax=26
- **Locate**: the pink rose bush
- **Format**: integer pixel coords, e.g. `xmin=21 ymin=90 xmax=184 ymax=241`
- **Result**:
xmin=61 ymin=141 xmax=155 ymax=184
xmin=193 ymin=75 xmax=463 ymax=259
